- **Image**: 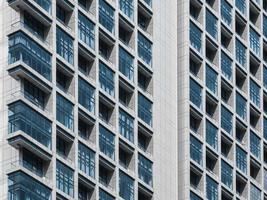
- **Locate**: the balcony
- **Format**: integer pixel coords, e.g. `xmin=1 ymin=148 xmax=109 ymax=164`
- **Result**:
xmin=8 ymin=171 xmax=52 ymax=200
xmin=7 ymin=158 xmax=52 ymax=187
xmin=7 ymin=0 xmax=52 ymax=26
xmin=8 ymin=18 xmax=50 ymax=48
xmin=7 ymin=101 xmax=52 ymax=160
xmin=8 ymin=32 xmax=52 ymax=92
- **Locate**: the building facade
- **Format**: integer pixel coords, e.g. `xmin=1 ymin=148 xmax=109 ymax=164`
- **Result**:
xmin=178 ymin=0 xmax=267 ymax=200
xmin=3 ymin=0 xmax=267 ymax=199
xmin=0 ymin=0 xmax=178 ymax=199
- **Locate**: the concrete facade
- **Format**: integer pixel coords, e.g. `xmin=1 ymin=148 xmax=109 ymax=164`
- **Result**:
xmin=2 ymin=0 xmax=267 ymax=200
xmin=178 ymin=0 xmax=267 ymax=200
xmin=0 ymin=0 xmax=178 ymax=199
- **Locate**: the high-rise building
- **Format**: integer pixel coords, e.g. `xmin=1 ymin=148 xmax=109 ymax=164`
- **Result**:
xmin=2 ymin=0 xmax=267 ymax=200
xmin=0 ymin=0 xmax=177 ymax=199
xmin=178 ymin=0 xmax=267 ymax=199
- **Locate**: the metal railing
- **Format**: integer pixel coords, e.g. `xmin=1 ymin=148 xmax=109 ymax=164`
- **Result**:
xmin=9 ymin=160 xmax=52 ymax=186
xmin=6 ymin=89 xmax=50 ymax=114
xmin=10 ymin=21 xmax=50 ymax=46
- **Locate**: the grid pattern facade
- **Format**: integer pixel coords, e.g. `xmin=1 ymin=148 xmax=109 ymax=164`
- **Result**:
xmin=187 ymin=0 xmax=267 ymax=199
xmin=2 ymin=0 xmax=154 ymax=199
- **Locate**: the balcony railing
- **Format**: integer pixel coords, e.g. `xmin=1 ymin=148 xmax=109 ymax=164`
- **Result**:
xmin=9 ymin=159 xmax=52 ymax=184
xmin=10 ymin=21 xmax=49 ymax=46
xmin=8 ymin=171 xmax=51 ymax=200
xmin=6 ymin=89 xmax=49 ymax=113
xmin=7 ymin=0 xmax=52 ymax=14
xmin=8 ymin=102 xmax=52 ymax=149
xmin=8 ymin=32 xmax=51 ymax=81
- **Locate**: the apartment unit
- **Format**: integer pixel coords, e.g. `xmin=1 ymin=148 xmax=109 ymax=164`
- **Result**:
xmin=178 ymin=0 xmax=267 ymax=200
xmin=0 ymin=0 xmax=177 ymax=199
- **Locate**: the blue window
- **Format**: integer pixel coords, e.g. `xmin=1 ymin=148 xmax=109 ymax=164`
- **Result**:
xmin=24 ymin=12 xmax=45 ymax=40
xmin=206 ymin=65 xmax=218 ymax=95
xmin=138 ymin=154 xmax=153 ymax=187
xmin=78 ymin=0 xmax=87 ymax=9
xmin=99 ymin=189 xmax=115 ymax=200
xmin=119 ymin=47 xmax=134 ymax=81
xmin=264 ymin=169 xmax=267 ymax=191
xmin=79 ymin=185 xmax=90 ymax=200
xmin=264 ymin=67 xmax=267 ymax=88
xmin=56 ymin=161 xmax=74 ymax=197
xmin=119 ymin=109 xmax=134 ymax=143
xmin=264 ymin=118 xmax=267 ymax=140
xmin=8 ymin=101 xmax=52 ymax=149
xmin=206 ymin=176 xmax=218 ymax=200
xmin=236 ymin=39 xmax=246 ymax=68
xmin=144 ymin=0 xmax=152 ymax=7
xmin=250 ymin=28 xmax=260 ymax=56
xmin=24 ymin=79 xmax=45 ymax=110
xmin=56 ymin=5 xmax=66 ymax=23
xmin=119 ymin=0 xmax=134 ymax=20
xmin=206 ymin=10 xmax=218 ymax=40
xmin=236 ymin=0 xmax=246 ymax=15
xmin=206 ymin=120 xmax=218 ymax=151
xmin=190 ymin=192 xmax=202 ymax=200
xmin=254 ymin=0 xmax=261 ymax=6
xmin=138 ymin=94 xmax=152 ymax=126
xmin=78 ymin=77 xmax=95 ymax=113
xmin=34 ymin=0 xmax=51 ymax=13
xmin=99 ymin=62 xmax=115 ymax=97
xmin=78 ymin=13 xmax=95 ymax=49
xmin=236 ymin=145 xmax=247 ymax=174
xmin=221 ymin=52 xmax=232 ymax=80
xmin=56 ymin=27 xmax=74 ymax=65
xmin=221 ymin=0 xmax=232 ymax=26
xmin=250 ymin=131 xmax=261 ymax=159
xmin=250 ymin=184 xmax=261 ymax=200
xmin=221 ymin=160 xmax=233 ymax=189
xmin=264 ymin=16 xmax=267 ymax=39
xmin=99 ymin=0 xmax=115 ymax=34
xmin=190 ymin=21 xmax=202 ymax=53
xmin=119 ymin=171 xmax=134 ymax=200
xmin=236 ymin=93 xmax=247 ymax=120
xmin=250 ymin=80 xmax=260 ymax=107
xmin=23 ymin=149 xmax=44 ymax=177
xmin=78 ymin=143 xmax=95 ymax=178
xmin=8 ymin=171 xmax=51 ymax=200
xmin=99 ymin=125 xmax=115 ymax=160
xmin=138 ymin=33 xmax=152 ymax=67
xmin=8 ymin=32 xmax=51 ymax=80
xmin=221 ymin=106 xmax=232 ymax=135
xmin=190 ymin=78 xmax=202 ymax=109
xmin=190 ymin=135 xmax=202 ymax=165
xmin=56 ymin=94 xmax=74 ymax=130
xmin=57 ymin=137 xmax=67 ymax=158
